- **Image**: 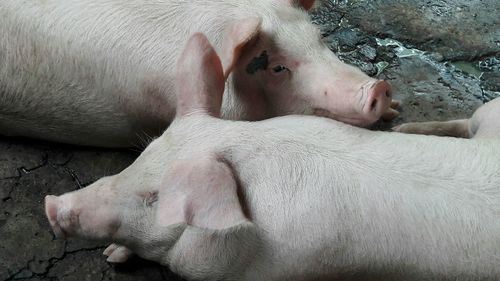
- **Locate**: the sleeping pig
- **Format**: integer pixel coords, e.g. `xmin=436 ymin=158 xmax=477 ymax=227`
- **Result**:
xmin=45 ymin=34 xmax=500 ymax=281
xmin=0 ymin=0 xmax=397 ymax=147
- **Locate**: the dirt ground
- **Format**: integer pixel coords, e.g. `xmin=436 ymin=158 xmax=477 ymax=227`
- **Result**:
xmin=1 ymin=0 xmax=499 ymax=280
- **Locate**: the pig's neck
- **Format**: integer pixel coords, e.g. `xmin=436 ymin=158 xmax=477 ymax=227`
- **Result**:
xmin=221 ymin=74 xmax=269 ymax=121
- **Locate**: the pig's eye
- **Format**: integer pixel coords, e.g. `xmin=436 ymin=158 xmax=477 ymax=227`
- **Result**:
xmin=272 ymin=65 xmax=289 ymax=73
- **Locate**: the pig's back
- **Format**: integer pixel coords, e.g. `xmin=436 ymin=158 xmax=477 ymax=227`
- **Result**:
xmin=227 ymin=116 xmax=500 ymax=280
xmin=0 ymin=0 xmax=258 ymax=146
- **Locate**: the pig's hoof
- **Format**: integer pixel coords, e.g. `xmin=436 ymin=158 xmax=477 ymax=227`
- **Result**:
xmin=381 ymin=108 xmax=400 ymax=122
xmin=392 ymin=123 xmax=415 ymax=133
xmin=103 ymin=243 xmax=133 ymax=263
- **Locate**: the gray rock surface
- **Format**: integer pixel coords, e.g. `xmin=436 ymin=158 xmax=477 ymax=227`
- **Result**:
xmin=1 ymin=1 xmax=499 ymax=280
xmin=328 ymin=0 xmax=500 ymax=60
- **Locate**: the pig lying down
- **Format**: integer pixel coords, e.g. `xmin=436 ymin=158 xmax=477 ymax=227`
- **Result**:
xmin=45 ymin=34 xmax=500 ymax=281
xmin=0 ymin=0 xmax=398 ymax=147
xmin=394 ymin=97 xmax=500 ymax=139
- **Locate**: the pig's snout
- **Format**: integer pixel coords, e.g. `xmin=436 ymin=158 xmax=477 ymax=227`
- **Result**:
xmin=45 ymin=195 xmax=76 ymax=239
xmin=316 ymin=79 xmax=393 ymax=126
xmin=45 ymin=191 xmax=122 ymax=241
xmin=362 ymin=80 xmax=392 ymax=119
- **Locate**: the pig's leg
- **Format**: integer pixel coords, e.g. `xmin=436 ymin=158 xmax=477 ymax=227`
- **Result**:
xmin=393 ymin=97 xmax=500 ymax=139
xmin=469 ymin=98 xmax=500 ymax=139
xmin=103 ymin=243 xmax=134 ymax=263
xmin=392 ymin=119 xmax=471 ymax=138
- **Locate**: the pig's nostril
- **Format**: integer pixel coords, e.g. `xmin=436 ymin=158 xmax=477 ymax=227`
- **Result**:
xmin=370 ymin=99 xmax=378 ymax=111
xmin=371 ymin=80 xmax=392 ymax=100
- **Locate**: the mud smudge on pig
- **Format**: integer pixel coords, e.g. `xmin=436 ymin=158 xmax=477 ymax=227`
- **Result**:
xmin=246 ymin=51 xmax=269 ymax=74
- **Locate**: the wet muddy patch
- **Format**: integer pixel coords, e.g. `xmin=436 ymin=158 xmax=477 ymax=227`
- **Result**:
xmin=312 ymin=0 xmax=500 ymax=129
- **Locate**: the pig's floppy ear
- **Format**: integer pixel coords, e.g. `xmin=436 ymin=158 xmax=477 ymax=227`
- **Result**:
xmin=156 ymin=156 xmax=248 ymax=230
xmin=275 ymin=0 xmax=319 ymax=11
xmin=220 ymin=17 xmax=262 ymax=79
xmin=176 ymin=33 xmax=225 ymax=118
xmin=292 ymin=0 xmax=319 ymax=10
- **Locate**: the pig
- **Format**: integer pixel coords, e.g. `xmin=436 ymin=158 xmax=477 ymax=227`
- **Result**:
xmin=44 ymin=34 xmax=500 ymax=281
xmin=0 ymin=0 xmax=398 ymax=147
xmin=393 ymin=97 xmax=500 ymax=139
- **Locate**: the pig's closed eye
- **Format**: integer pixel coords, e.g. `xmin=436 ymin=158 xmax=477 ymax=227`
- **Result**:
xmin=272 ymin=65 xmax=289 ymax=73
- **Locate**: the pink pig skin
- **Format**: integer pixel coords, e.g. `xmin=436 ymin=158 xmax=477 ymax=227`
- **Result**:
xmin=45 ymin=33 xmax=500 ymax=281
xmin=0 ymin=0 xmax=397 ymax=147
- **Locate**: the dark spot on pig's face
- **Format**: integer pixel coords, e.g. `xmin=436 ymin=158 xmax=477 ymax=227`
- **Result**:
xmin=246 ymin=51 xmax=269 ymax=74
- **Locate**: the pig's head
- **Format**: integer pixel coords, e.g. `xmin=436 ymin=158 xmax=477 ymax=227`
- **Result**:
xmin=45 ymin=34 xmax=261 ymax=276
xmin=220 ymin=0 xmax=397 ymax=126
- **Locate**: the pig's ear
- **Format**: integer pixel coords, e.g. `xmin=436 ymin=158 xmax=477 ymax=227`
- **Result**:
xmin=176 ymin=33 xmax=225 ymax=118
xmin=293 ymin=0 xmax=318 ymax=10
xmin=156 ymin=156 xmax=249 ymax=230
xmin=220 ymin=17 xmax=262 ymax=78
xmin=275 ymin=0 xmax=319 ymax=11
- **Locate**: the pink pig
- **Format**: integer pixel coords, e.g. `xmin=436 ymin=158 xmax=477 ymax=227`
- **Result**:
xmin=0 ymin=0 xmax=397 ymax=147
xmin=45 ymin=34 xmax=500 ymax=281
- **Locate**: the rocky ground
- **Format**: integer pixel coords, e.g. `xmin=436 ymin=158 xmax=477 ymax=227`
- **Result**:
xmin=1 ymin=0 xmax=499 ymax=280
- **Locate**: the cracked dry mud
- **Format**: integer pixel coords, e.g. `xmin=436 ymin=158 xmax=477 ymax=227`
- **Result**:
xmin=1 ymin=0 xmax=499 ymax=280
xmin=0 ymin=141 xmax=183 ymax=280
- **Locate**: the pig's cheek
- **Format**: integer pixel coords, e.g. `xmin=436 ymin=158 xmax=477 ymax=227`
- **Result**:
xmin=264 ymin=69 xmax=291 ymax=90
xmin=79 ymin=210 xmax=121 ymax=239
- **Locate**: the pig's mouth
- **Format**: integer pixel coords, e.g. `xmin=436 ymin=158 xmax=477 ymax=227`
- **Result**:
xmin=312 ymin=80 xmax=393 ymax=127
xmin=313 ymin=108 xmax=376 ymax=127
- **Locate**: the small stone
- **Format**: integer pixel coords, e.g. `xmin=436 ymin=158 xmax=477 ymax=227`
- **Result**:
xmin=358 ymin=44 xmax=377 ymax=61
xmin=375 ymin=46 xmax=396 ymax=62
xmin=429 ymin=52 xmax=445 ymax=62
xmin=334 ymin=28 xmax=365 ymax=50
xmin=358 ymin=62 xmax=376 ymax=76
xmin=481 ymin=72 xmax=500 ymax=92
xmin=479 ymin=57 xmax=500 ymax=72
xmin=375 ymin=61 xmax=390 ymax=76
